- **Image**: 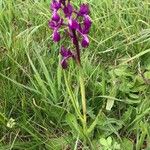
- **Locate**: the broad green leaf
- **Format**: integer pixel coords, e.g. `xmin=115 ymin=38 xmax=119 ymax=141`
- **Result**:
xmin=114 ymin=66 xmax=132 ymax=77
xmin=107 ymin=137 xmax=112 ymax=146
xmin=144 ymin=71 xmax=150 ymax=79
xmin=121 ymin=138 xmax=133 ymax=150
xmin=99 ymin=138 xmax=108 ymax=146
xmin=66 ymin=113 xmax=83 ymax=137
xmin=46 ymin=136 xmax=71 ymax=150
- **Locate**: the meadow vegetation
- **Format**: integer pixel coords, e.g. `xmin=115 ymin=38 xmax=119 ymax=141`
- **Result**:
xmin=0 ymin=0 xmax=150 ymax=149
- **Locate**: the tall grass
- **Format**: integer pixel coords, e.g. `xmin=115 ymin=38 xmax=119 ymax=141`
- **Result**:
xmin=0 ymin=0 xmax=150 ymax=149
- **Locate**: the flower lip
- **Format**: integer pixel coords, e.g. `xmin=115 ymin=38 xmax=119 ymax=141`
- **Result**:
xmin=60 ymin=46 xmax=74 ymax=69
xmin=61 ymin=58 xmax=68 ymax=69
xmin=53 ymin=29 xmax=61 ymax=42
xmin=48 ymin=20 xmax=56 ymax=29
xmin=81 ymin=15 xmax=92 ymax=34
xmin=49 ymin=18 xmax=64 ymax=29
xmin=68 ymin=18 xmax=79 ymax=30
xmin=81 ymin=35 xmax=89 ymax=47
xmin=52 ymin=11 xmax=60 ymax=22
xmin=84 ymin=15 xmax=92 ymax=28
xmin=60 ymin=46 xmax=73 ymax=57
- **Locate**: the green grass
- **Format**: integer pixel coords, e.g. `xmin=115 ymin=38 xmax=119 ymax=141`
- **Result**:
xmin=0 ymin=0 xmax=150 ymax=149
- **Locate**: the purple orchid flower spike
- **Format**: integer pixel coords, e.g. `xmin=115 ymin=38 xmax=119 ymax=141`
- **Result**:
xmin=48 ymin=0 xmax=92 ymax=69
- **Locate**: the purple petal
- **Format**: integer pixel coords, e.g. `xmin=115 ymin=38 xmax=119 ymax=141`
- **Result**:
xmin=68 ymin=18 xmax=79 ymax=30
xmin=60 ymin=46 xmax=73 ymax=57
xmin=49 ymin=18 xmax=63 ymax=30
xmin=60 ymin=46 xmax=68 ymax=57
xmin=50 ymin=0 xmax=61 ymax=11
xmin=78 ymin=15 xmax=92 ymax=34
xmin=63 ymin=3 xmax=73 ymax=17
xmin=83 ymin=15 xmax=92 ymax=32
xmin=82 ymin=27 xmax=90 ymax=34
xmin=48 ymin=20 xmax=56 ymax=29
xmin=52 ymin=29 xmax=61 ymax=42
xmin=61 ymin=58 xmax=68 ymax=69
xmin=60 ymin=46 xmax=74 ymax=69
xmin=52 ymin=11 xmax=60 ymax=22
xmin=79 ymin=4 xmax=90 ymax=16
xmin=81 ymin=35 xmax=89 ymax=47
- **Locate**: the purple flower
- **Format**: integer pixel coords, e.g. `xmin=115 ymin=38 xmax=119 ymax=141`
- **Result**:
xmin=63 ymin=3 xmax=73 ymax=17
xmin=68 ymin=18 xmax=79 ymax=30
xmin=83 ymin=15 xmax=92 ymax=33
xmin=50 ymin=0 xmax=61 ymax=11
xmin=52 ymin=29 xmax=61 ymax=42
xmin=81 ymin=35 xmax=89 ymax=47
xmin=52 ymin=11 xmax=60 ymax=22
xmin=49 ymin=18 xmax=63 ymax=42
xmin=79 ymin=4 xmax=90 ymax=16
xmin=48 ymin=19 xmax=63 ymax=29
xmin=48 ymin=20 xmax=56 ymax=29
xmin=60 ymin=46 xmax=74 ymax=69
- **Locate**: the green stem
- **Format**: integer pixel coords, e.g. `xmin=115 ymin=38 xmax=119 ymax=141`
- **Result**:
xmin=79 ymin=69 xmax=87 ymax=133
xmin=64 ymin=71 xmax=83 ymax=122
xmin=64 ymin=69 xmax=88 ymax=142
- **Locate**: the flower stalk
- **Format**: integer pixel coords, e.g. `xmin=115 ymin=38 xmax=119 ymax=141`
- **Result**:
xmin=79 ymin=68 xmax=87 ymax=132
xmin=64 ymin=71 xmax=83 ymax=121
xmin=48 ymin=0 xmax=92 ymax=141
xmin=72 ymin=29 xmax=81 ymax=65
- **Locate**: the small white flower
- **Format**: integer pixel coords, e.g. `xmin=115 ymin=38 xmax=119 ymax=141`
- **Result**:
xmin=7 ymin=118 xmax=16 ymax=128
